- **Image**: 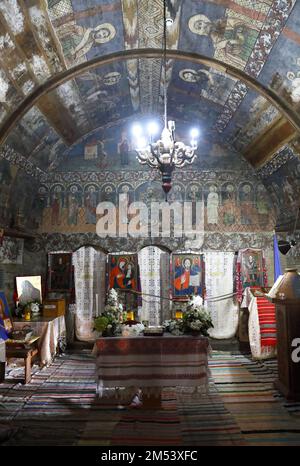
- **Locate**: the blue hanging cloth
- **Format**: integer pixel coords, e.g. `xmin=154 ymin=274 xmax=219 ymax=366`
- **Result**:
xmin=273 ymin=234 xmax=282 ymax=282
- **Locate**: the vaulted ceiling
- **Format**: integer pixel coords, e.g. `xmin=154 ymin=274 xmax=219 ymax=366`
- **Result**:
xmin=0 ymin=0 xmax=299 ymax=176
xmin=0 ymin=0 xmax=299 ymax=240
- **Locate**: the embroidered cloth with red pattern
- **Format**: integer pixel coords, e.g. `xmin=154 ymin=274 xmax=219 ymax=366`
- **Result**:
xmin=256 ymin=296 xmax=277 ymax=347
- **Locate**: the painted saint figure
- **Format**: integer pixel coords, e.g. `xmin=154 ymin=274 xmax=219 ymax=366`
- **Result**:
xmin=207 ymin=186 xmax=219 ymax=224
xmin=256 ymin=185 xmax=269 ymax=226
xmin=240 ymin=184 xmax=253 ymax=225
xmin=223 ymin=184 xmax=236 ymax=226
xmin=243 ymin=254 xmax=260 ymax=287
xmin=174 ymin=257 xmax=201 ymax=297
xmin=109 ymin=257 xmax=136 ymax=290
xmin=85 ymin=186 xmax=98 ymax=224
xmin=51 ymin=187 xmax=63 ymax=226
xmin=57 ymin=22 xmax=116 ymax=65
xmin=188 ymin=13 xmax=259 ymax=70
xmin=68 ymin=186 xmax=80 ymax=226
xmin=118 ymin=131 xmax=130 ymax=166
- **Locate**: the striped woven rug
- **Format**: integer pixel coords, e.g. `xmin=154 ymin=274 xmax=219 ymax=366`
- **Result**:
xmin=1 ymin=350 xmax=300 ymax=446
xmin=211 ymin=352 xmax=300 ymax=445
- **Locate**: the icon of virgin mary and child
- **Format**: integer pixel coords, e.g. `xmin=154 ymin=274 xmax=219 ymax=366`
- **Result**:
xmin=109 ymin=257 xmax=136 ymax=290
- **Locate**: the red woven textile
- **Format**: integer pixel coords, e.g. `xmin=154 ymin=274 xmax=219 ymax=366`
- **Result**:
xmin=256 ymin=297 xmax=277 ymax=347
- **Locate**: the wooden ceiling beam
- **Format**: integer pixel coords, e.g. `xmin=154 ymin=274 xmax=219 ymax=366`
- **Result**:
xmin=36 ymin=0 xmax=67 ymax=70
xmin=16 ymin=0 xmax=88 ymax=145
xmin=0 ymin=2 xmax=84 ymax=145
xmin=37 ymin=92 xmax=78 ymax=144
xmin=18 ymin=0 xmax=53 ymax=80
xmin=243 ymin=116 xmax=296 ymax=168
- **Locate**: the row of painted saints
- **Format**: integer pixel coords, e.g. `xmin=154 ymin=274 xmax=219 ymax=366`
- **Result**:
xmin=39 ymin=182 xmax=272 ymax=228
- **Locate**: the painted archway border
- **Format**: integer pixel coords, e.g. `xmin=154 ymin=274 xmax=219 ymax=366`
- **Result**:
xmin=0 ymin=48 xmax=300 ymax=145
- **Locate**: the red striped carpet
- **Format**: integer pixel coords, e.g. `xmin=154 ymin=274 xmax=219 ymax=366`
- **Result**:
xmin=1 ymin=350 xmax=300 ymax=446
xmin=256 ymin=297 xmax=277 ymax=347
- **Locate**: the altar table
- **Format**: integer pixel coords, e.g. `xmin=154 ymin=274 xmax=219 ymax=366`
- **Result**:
xmin=92 ymin=335 xmax=210 ymax=398
xmin=12 ymin=316 xmax=66 ymax=365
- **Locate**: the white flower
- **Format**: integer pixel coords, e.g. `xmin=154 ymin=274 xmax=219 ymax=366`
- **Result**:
xmin=122 ymin=323 xmax=144 ymax=336
xmin=191 ymin=295 xmax=203 ymax=307
xmin=30 ymin=303 xmax=40 ymax=313
xmin=190 ymin=320 xmax=202 ymax=330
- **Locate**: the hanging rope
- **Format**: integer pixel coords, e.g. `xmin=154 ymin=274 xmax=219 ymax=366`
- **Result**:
xmin=118 ymin=288 xmax=237 ymax=303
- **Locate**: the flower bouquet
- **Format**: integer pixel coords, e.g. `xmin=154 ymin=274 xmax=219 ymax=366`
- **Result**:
xmin=163 ymin=318 xmax=184 ymax=336
xmin=163 ymin=295 xmax=213 ymax=337
xmin=94 ymin=288 xmax=123 ymax=337
xmin=122 ymin=322 xmax=145 ymax=337
xmin=29 ymin=302 xmax=41 ymax=316
xmin=182 ymin=296 xmax=213 ymax=336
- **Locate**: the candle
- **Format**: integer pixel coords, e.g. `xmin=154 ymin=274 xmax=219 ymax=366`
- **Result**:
xmin=95 ymin=294 xmax=99 ymax=317
xmin=175 ymin=310 xmax=183 ymax=319
xmin=24 ymin=306 xmax=31 ymax=321
xmin=127 ymin=311 xmax=134 ymax=321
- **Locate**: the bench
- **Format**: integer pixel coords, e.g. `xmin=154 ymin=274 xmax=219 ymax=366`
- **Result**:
xmin=5 ymin=337 xmax=40 ymax=384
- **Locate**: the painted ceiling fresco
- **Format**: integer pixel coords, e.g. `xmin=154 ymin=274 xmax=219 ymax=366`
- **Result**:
xmin=0 ymin=1 xmax=299 ymax=165
xmin=0 ymin=0 xmax=300 ymax=232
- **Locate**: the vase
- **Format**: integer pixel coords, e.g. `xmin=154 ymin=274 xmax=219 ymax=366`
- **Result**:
xmin=276 ymin=268 xmax=300 ymax=300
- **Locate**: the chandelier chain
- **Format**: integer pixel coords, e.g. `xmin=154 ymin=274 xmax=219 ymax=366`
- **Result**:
xmin=134 ymin=0 xmax=198 ymax=196
xmin=163 ymin=0 xmax=167 ymax=129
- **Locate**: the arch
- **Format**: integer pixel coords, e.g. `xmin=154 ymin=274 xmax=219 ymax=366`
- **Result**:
xmin=72 ymin=243 xmax=108 ymax=255
xmin=0 ymin=48 xmax=299 ymax=146
xmin=138 ymin=243 xmax=172 ymax=254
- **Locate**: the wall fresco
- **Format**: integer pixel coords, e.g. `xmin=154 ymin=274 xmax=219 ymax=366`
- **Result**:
xmin=54 ymin=119 xmax=252 ymax=173
xmin=36 ymin=169 xmax=275 ymax=238
xmin=258 ymin=144 xmax=300 ymax=225
xmin=0 ymin=163 xmax=40 ymax=231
